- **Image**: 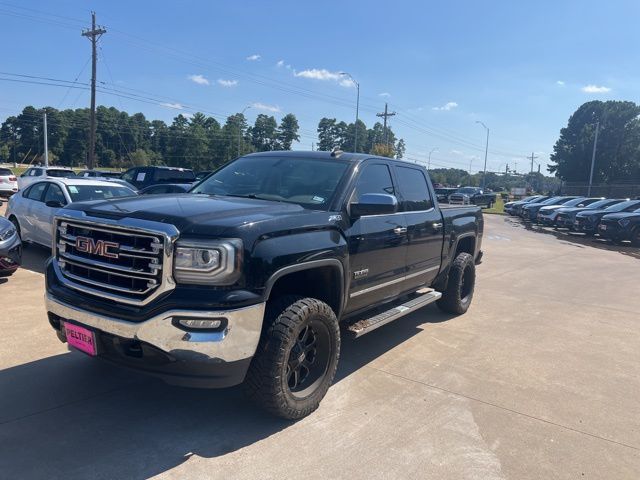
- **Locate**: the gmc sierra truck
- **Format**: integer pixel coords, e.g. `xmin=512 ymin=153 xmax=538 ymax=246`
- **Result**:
xmin=45 ymin=151 xmax=484 ymax=419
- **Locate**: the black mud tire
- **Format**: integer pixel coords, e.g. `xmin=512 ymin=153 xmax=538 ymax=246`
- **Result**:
xmin=631 ymin=227 xmax=640 ymax=248
xmin=243 ymin=295 xmax=340 ymax=420
xmin=437 ymin=252 xmax=476 ymax=315
xmin=8 ymin=216 xmax=26 ymax=248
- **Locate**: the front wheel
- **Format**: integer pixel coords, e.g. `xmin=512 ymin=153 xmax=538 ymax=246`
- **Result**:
xmin=631 ymin=228 xmax=640 ymax=248
xmin=437 ymin=252 xmax=476 ymax=314
xmin=244 ymin=296 xmax=340 ymax=420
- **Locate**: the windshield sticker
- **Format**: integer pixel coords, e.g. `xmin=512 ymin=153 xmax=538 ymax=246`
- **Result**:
xmin=68 ymin=186 xmax=78 ymax=194
xmin=136 ymin=172 xmax=146 ymax=181
xmin=312 ymin=196 xmax=324 ymax=203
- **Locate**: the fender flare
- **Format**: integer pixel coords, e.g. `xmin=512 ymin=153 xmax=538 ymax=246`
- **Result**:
xmin=263 ymin=258 xmax=346 ymax=315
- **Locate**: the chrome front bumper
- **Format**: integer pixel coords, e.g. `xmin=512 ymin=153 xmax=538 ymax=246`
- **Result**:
xmin=46 ymin=294 xmax=265 ymax=363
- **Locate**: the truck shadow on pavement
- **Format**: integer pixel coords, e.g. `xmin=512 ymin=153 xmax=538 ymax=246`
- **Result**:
xmin=0 ymin=305 xmax=455 ymax=480
xmin=503 ymin=216 xmax=640 ymax=260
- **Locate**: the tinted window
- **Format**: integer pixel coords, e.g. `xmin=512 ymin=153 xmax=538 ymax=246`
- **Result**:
xmin=26 ymin=182 xmax=47 ymax=201
xmin=395 ymin=166 xmax=432 ymax=211
xmin=588 ymin=199 xmax=622 ymax=209
xmin=354 ymin=164 xmax=395 ymax=200
xmin=0 ymin=168 xmax=13 ymax=176
xmin=32 ymin=169 xmax=43 ymax=177
xmin=66 ymin=184 xmax=136 ymax=202
xmin=46 ymin=169 xmax=74 ymax=178
xmin=121 ymin=169 xmax=136 ymax=182
xmin=193 ymin=156 xmax=349 ymax=210
xmin=43 ymin=184 xmax=67 ymax=205
xmin=456 ymin=187 xmax=480 ymax=194
xmin=154 ymin=169 xmax=196 ymax=182
xmin=604 ymin=200 xmax=640 ymax=212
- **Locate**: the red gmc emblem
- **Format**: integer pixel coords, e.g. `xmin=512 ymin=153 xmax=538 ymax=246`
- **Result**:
xmin=75 ymin=236 xmax=120 ymax=259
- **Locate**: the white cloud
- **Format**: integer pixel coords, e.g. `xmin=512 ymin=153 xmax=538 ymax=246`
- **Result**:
xmin=276 ymin=60 xmax=284 ymax=67
xmin=182 ymin=112 xmax=193 ymax=119
xmin=251 ymin=102 xmax=281 ymax=113
xmin=432 ymin=101 xmax=458 ymax=111
xmin=217 ymin=79 xmax=238 ymax=87
xmin=187 ymin=74 xmax=210 ymax=86
xmin=159 ymin=102 xmax=184 ymax=110
xmin=582 ymin=84 xmax=611 ymax=93
xmin=379 ymin=92 xmax=391 ymax=97
xmin=556 ymin=80 xmax=565 ymax=86
xmin=294 ymin=68 xmax=341 ymax=81
xmin=294 ymin=68 xmax=354 ymax=87
xmin=246 ymin=54 xmax=261 ymax=61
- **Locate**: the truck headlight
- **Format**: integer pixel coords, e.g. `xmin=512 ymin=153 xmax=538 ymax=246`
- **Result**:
xmin=173 ymin=239 xmax=242 ymax=285
xmin=619 ymin=218 xmax=630 ymax=228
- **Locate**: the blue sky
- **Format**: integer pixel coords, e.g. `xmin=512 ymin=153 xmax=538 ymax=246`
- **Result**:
xmin=0 ymin=0 xmax=638 ymax=173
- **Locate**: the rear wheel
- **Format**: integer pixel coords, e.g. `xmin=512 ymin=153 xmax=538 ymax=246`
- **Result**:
xmin=8 ymin=216 xmax=25 ymax=247
xmin=244 ymin=296 xmax=340 ymax=420
xmin=437 ymin=252 xmax=476 ymax=315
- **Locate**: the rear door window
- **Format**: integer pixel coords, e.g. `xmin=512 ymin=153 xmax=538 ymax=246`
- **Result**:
xmin=394 ymin=166 xmax=433 ymax=211
xmin=26 ymin=182 xmax=48 ymax=201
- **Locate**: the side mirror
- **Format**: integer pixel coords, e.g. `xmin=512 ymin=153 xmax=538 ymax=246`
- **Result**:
xmin=45 ymin=200 xmax=64 ymax=209
xmin=350 ymin=193 xmax=398 ymax=217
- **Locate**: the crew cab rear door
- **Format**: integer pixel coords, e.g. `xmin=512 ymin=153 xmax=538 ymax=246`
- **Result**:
xmin=392 ymin=164 xmax=443 ymax=291
xmin=345 ymin=162 xmax=408 ymax=313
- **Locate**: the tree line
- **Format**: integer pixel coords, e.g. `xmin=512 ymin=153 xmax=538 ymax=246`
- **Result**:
xmin=0 ymin=105 xmax=405 ymax=171
xmin=549 ymin=100 xmax=640 ymax=184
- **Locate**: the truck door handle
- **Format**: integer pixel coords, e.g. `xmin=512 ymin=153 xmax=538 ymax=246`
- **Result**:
xmin=432 ymin=222 xmax=443 ymax=230
xmin=393 ymin=227 xmax=407 ymax=234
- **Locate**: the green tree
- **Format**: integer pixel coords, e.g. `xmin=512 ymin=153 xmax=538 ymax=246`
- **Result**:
xmin=395 ymin=139 xmax=406 ymax=159
xmin=277 ymin=113 xmax=299 ymax=150
xmin=549 ymin=100 xmax=640 ymax=182
xmin=251 ymin=114 xmax=279 ymax=151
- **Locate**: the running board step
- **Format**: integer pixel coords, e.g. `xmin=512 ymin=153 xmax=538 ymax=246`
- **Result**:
xmin=346 ymin=289 xmax=442 ymax=338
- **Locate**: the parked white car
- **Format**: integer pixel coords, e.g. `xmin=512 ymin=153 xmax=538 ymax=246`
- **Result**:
xmin=5 ymin=178 xmax=136 ymax=248
xmin=0 ymin=167 xmax=19 ymax=197
xmin=17 ymin=166 xmax=76 ymax=190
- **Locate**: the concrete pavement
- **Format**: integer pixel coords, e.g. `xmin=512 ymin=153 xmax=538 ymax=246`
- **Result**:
xmin=0 ymin=210 xmax=639 ymax=479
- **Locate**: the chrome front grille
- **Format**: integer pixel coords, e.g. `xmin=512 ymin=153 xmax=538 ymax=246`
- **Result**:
xmin=53 ymin=215 xmax=178 ymax=305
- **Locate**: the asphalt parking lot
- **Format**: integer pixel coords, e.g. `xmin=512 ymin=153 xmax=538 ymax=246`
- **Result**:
xmin=1 ymin=207 xmax=639 ymax=480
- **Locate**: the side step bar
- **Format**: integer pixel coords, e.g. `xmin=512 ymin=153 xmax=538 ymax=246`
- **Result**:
xmin=346 ymin=288 xmax=442 ymax=338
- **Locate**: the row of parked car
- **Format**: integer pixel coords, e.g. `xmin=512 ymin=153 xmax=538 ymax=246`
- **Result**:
xmin=504 ymin=195 xmax=640 ymax=246
xmin=0 ymin=165 xmax=213 ymax=277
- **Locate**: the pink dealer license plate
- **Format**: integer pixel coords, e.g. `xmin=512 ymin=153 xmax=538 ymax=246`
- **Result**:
xmin=64 ymin=322 xmax=97 ymax=356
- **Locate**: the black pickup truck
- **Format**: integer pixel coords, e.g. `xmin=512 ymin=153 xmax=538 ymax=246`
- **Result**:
xmin=448 ymin=187 xmax=497 ymax=208
xmin=45 ymin=151 xmax=483 ymax=419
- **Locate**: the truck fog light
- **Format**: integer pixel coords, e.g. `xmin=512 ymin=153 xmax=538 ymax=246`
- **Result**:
xmin=177 ymin=318 xmax=224 ymax=330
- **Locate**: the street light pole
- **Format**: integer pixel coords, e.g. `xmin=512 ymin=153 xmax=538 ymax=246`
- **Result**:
xmin=428 ymin=148 xmax=437 ymax=170
xmin=588 ymin=121 xmax=600 ymax=196
xmin=340 ymin=72 xmax=359 ymax=153
xmin=476 ymin=121 xmax=490 ymax=188
xmin=238 ymin=105 xmax=251 ymax=157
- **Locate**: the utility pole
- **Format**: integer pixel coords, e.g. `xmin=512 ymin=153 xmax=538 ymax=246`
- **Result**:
xmin=527 ymin=151 xmax=538 ymax=173
xmin=238 ymin=105 xmax=251 ymax=157
xmin=43 ymin=112 xmax=49 ymax=167
xmin=376 ymin=103 xmax=396 ymax=146
xmin=428 ymin=148 xmax=437 ymax=170
xmin=311 ymin=142 xmax=314 ymax=151
xmin=340 ymin=73 xmax=360 ymax=152
xmin=82 ymin=11 xmax=106 ymax=170
xmin=475 ymin=121 xmax=490 ymax=188
xmin=588 ymin=121 xmax=600 ymax=196
xmin=505 ymin=164 xmax=509 ymax=174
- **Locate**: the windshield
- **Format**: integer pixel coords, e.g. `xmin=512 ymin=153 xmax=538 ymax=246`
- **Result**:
xmin=604 ymin=200 xmax=640 ymax=212
xmin=191 ymin=156 xmax=350 ymax=210
xmin=540 ymin=196 xmax=563 ymax=205
xmin=66 ymin=184 xmax=136 ymax=202
xmin=47 ymin=169 xmax=75 ymax=178
xmin=561 ymin=197 xmax=587 ymax=207
xmin=456 ymin=187 xmax=478 ymax=194
xmin=586 ymin=199 xmax=620 ymax=209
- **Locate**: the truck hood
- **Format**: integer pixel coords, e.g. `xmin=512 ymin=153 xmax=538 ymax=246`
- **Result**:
xmin=65 ymin=193 xmax=334 ymax=237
